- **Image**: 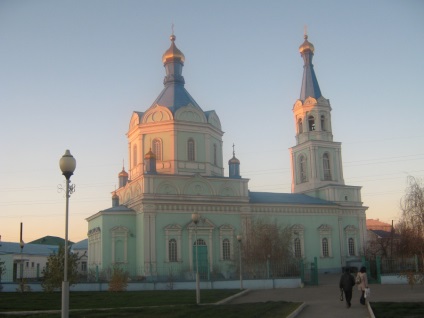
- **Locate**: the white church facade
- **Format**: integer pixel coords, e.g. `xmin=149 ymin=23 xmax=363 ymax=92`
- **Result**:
xmin=86 ymin=33 xmax=367 ymax=279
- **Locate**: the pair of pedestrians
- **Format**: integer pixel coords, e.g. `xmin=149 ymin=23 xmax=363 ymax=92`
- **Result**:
xmin=339 ymin=266 xmax=368 ymax=308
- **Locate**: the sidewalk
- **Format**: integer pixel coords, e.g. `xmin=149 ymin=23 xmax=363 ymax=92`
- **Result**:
xmin=227 ymin=274 xmax=424 ymax=318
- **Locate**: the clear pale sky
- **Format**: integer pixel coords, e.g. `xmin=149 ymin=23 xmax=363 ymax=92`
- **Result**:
xmin=1 ymin=1 xmax=423 ymax=243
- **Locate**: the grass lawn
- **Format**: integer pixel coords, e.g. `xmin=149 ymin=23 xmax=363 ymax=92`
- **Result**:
xmin=371 ymin=302 xmax=424 ymax=318
xmin=0 ymin=290 xmax=302 ymax=318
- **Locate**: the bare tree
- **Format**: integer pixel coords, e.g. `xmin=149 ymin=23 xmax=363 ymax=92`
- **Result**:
xmin=399 ymin=177 xmax=424 ymax=260
xmin=397 ymin=176 xmax=424 ymax=284
xmin=241 ymin=217 xmax=293 ymax=278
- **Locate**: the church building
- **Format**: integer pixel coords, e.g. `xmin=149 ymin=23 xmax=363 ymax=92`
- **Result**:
xmin=86 ymin=33 xmax=367 ymax=278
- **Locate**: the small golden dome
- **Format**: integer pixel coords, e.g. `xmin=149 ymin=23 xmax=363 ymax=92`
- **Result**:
xmin=144 ymin=149 xmax=156 ymax=159
xmin=229 ymin=156 xmax=240 ymax=164
xmin=118 ymin=168 xmax=128 ymax=177
xmin=162 ymin=34 xmax=185 ymax=64
xmin=112 ymin=191 xmax=119 ymax=199
xmin=299 ymin=34 xmax=314 ymax=54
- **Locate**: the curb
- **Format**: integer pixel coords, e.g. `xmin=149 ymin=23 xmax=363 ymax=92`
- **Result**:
xmin=367 ymin=301 xmax=376 ymax=318
xmin=215 ymin=289 xmax=251 ymax=305
xmin=287 ymin=302 xmax=307 ymax=318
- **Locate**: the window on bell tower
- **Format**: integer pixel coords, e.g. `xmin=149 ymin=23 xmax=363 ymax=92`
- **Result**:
xmin=298 ymin=118 xmax=303 ymax=134
xmin=299 ymin=155 xmax=307 ymax=183
xmin=133 ymin=145 xmax=137 ymax=166
xmin=152 ymin=139 xmax=162 ymax=161
xmin=213 ymin=144 xmax=217 ymax=165
xmin=188 ymin=138 xmax=195 ymax=161
xmin=323 ymin=153 xmax=331 ymax=180
xmin=308 ymin=116 xmax=315 ymax=131
xmin=321 ymin=115 xmax=325 ymax=131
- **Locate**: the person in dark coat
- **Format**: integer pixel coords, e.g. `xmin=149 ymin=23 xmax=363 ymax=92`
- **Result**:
xmin=339 ymin=267 xmax=355 ymax=308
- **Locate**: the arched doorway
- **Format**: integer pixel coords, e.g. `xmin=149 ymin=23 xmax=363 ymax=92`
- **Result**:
xmin=193 ymin=239 xmax=208 ymax=280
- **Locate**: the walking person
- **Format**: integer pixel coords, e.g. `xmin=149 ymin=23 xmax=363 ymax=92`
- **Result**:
xmin=356 ymin=266 xmax=368 ymax=305
xmin=339 ymin=267 xmax=355 ymax=308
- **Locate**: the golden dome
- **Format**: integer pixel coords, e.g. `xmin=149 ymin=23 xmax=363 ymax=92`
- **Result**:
xmin=144 ymin=149 xmax=156 ymax=159
xmin=228 ymin=156 xmax=240 ymax=164
xmin=118 ymin=168 xmax=128 ymax=177
xmin=162 ymin=34 xmax=185 ymax=64
xmin=299 ymin=34 xmax=315 ymax=54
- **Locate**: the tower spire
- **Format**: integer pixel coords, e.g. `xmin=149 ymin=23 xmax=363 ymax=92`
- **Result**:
xmin=299 ymin=32 xmax=322 ymax=100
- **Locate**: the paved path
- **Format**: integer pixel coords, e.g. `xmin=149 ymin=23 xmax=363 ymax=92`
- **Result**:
xmin=228 ymin=274 xmax=424 ymax=318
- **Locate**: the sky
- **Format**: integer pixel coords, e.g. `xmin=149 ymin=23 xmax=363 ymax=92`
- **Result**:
xmin=1 ymin=0 xmax=423 ymax=244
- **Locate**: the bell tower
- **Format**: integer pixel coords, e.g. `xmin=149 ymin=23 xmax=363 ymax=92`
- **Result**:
xmin=289 ymin=34 xmax=362 ymax=205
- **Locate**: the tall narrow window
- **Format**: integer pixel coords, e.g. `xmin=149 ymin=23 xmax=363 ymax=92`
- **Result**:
xmin=348 ymin=238 xmax=355 ymax=256
xmin=320 ymin=115 xmax=325 ymax=131
xmin=323 ymin=153 xmax=331 ymax=180
xmin=294 ymin=238 xmax=302 ymax=258
xmin=299 ymin=155 xmax=307 ymax=183
xmin=213 ymin=144 xmax=217 ymax=166
xmin=169 ymin=239 xmax=177 ymax=262
xmin=133 ymin=145 xmax=137 ymax=166
xmin=322 ymin=238 xmax=329 ymax=257
xmin=298 ymin=118 xmax=303 ymax=134
xmin=188 ymin=139 xmax=195 ymax=161
xmin=152 ymin=139 xmax=162 ymax=161
xmin=222 ymin=238 xmax=230 ymax=260
xmin=308 ymin=116 xmax=315 ymax=131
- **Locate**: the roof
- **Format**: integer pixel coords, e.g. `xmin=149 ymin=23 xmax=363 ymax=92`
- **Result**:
xmin=366 ymin=219 xmax=392 ymax=231
xmin=152 ymin=82 xmax=203 ymax=114
xmin=100 ymin=205 xmax=135 ymax=213
xmin=71 ymin=239 xmax=88 ymax=250
xmin=369 ymin=229 xmax=398 ymax=239
xmin=29 ymin=235 xmax=73 ymax=246
xmin=249 ymin=191 xmax=335 ymax=205
xmin=0 ymin=242 xmax=58 ymax=256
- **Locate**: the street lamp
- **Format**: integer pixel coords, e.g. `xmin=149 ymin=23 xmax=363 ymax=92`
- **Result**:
xmin=19 ymin=222 xmax=24 ymax=292
xmin=59 ymin=150 xmax=76 ymax=318
xmin=237 ymin=234 xmax=243 ymax=290
xmin=191 ymin=212 xmax=200 ymax=304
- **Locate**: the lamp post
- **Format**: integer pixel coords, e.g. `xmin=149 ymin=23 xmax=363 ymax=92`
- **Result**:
xmin=59 ymin=150 xmax=76 ymax=318
xmin=237 ymin=234 xmax=243 ymax=290
xmin=19 ymin=222 xmax=24 ymax=291
xmin=191 ymin=212 xmax=200 ymax=304
xmin=267 ymin=254 xmax=271 ymax=279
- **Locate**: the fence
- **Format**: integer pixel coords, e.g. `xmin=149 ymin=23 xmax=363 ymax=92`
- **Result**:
xmin=380 ymin=255 xmax=420 ymax=275
xmin=86 ymin=260 xmax=301 ymax=283
xmin=0 ymin=259 xmax=304 ymax=286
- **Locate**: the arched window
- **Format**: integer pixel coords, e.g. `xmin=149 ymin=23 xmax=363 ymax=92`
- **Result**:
xmin=322 ymin=238 xmax=329 ymax=257
xmin=308 ymin=116 xmax=315 ymax=131
xmin=188 ymin=139 xmax=195 ymax=161
xmin=169 ymin=239 xmax=177 ymax=262
xmin=298 ymin=118 xmax=303 ymax=134
xmin=195 ymin=238 xmax=206 ymax=246
xmin=133 ymin=145 xmax=137 ymax=166
xmin=294 ymin=238 xmax=302 ymax=258
xmin=152 ymin=139 xmax=162 ymax=161
xmin=323 ymin=153 xmax=331 ymax=180
xmin=320 ymin=115 xmax=325 ymax=131
xmin=222 ymin=239 xmax=230 ymax=260
xmin=299 ymin=155 xmax=307 ymax=183
xmin=348 ymin=238 xmax=355 ymax=256
xmin=213 ymin=144 xmax=217 ymax=166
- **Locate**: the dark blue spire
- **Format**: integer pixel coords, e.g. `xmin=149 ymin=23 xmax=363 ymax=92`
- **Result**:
xmin=299 ymin=34 xmax=322 ymax=100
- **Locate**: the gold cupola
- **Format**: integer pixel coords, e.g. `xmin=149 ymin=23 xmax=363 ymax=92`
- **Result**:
xmin=299 ymin=34 xmax=315 ymax=54
xmin=162 ymin=34 xmax=185 ymax=64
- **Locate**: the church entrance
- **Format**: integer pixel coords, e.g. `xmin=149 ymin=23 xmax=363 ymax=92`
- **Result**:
xmin=193 ymin=239 xmax=208 ymax=280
